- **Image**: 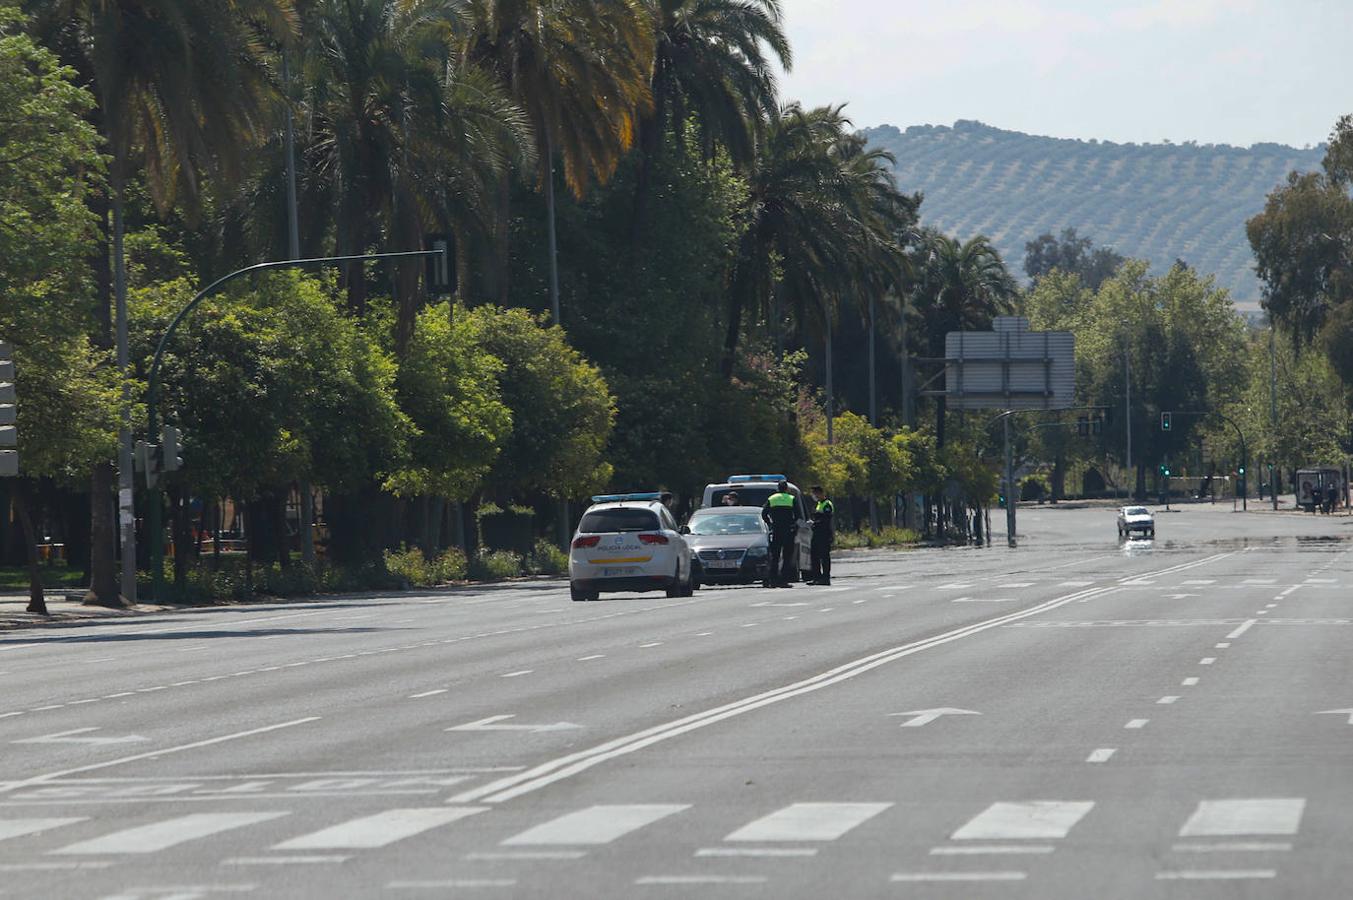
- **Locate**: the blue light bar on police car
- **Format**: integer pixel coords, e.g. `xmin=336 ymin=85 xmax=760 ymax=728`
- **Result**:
xmin=727 ymin=474 xmax=786 ymax=483
xmin=590 ymin=492 xmax=663 ymax=503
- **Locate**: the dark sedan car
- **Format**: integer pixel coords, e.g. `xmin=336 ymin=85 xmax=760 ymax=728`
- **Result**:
xmin=682 ymin=506 xmax=770 ymax=584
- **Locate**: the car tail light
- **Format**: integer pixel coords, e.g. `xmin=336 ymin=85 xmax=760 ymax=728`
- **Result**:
xmin=572 ymin=535 xmax=601 ymax=548
xmin=637 ymin=533 xmax=669 ymax=545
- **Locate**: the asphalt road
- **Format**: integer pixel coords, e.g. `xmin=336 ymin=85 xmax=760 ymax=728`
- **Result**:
xmin=2 ymin=500 xmax=1352 ymax=899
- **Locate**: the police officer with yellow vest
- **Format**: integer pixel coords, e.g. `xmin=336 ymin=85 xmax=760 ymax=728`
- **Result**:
xmin=808 ymin=485 xmax=834 ymax=585
xmin=761 ymin=480 xmax=798 ymax=588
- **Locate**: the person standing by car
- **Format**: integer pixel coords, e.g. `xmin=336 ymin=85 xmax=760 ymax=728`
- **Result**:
xmin=761 ymin=481 xmax=797 ymax=588
xmin=807 ymin=485 xmax=835 ymax=585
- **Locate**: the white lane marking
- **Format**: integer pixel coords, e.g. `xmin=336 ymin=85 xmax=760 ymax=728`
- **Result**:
xmin=451 ymin=554 xmax=1236 ymax=807
xmin=636 ymin=876 xmax=767 ymax=885
xmin=447 ymin=715 xmax=581 ymax=734
xmin=466 ymin=851 xmax=586 ymax=860
xmin=1000 ymin=583 xmax=1036 ymax=588
xmin=223 ymin=856 xmax=348 ymax=865
xmin=952 ymin=597 xmax=1016 ymax=603
xmin=1182 ymin=678 xmax=1200 ymax=686
xmin=639 ymin=642 xmax=663 ymax=648
xmin=1280 ymin=585 xmax=1302 ymax=597
xmin=500 ymin=670 xmax=533 ymax=678
xmin=853 ymin=599 xmax=866 ymax=604
xmin=1305 ymin=578 xmax=1336 ymax=584
xmin=577 ymin=655 xmax=605 ymax=661
xmin=816 ymin=607 xmax=834 ymax=612
xmin=1316 ymin=708 xmax=1353 ymax=724
xmin=1200 ymin=657 xmax=1216 ymax=665
xmin=275 ymin=807 xmax=484 ymax=850
xmin=891 ymin=708 xmax=981 ymax=728
xmin=53 ymin=812 xmax=287 ymax=854
xmin=0 ymin=818 xmax=85 ymax=841
xmin=1156 ymin=870 xmax=1275 ymax=880
xmin=1158 ymin=696 xmax=1180 ymax=705
xmin=1086 ymin=748 xmax=1116 ymax=763
xmin=875 ymin=585 xmax=912 ymax=591
xmin=1242 ymin=579 xmax=1276 ymax=585
xmin=783 ymin=616 xmax=798 ymax=620
xmin=935 ymin=583 xmax=974 ymax=590
xmin=740 ymin=623 xmax=759 ymax=628
xmin=389 ymin=879 xmax=516 ymax=889
xmin=503 ymin=805 xmax=688 ymax=846
xmin=892 ymin=872 xmax=1026 ymax=882
xmin=930 ymin=845 xmax=1054 ymax=855
xmin=1179 ymin=799 xmax=1305 ymax=836
xmin=1125 ymin=719 xmax=1149 ymax=729
xmin=694 ymin=632 xmax=713 ymax=636
xmin=697 ymin=847 xmax=817 ymax=858
xmin=409 ymin=690 xmax=447 ymax=699
xmin=11 ymin=728 xmax=143 ymax=746
xmin=0 ymin=861 xmax=114 ymax=870
xmin=725 ymin=803 xmax=891 ymax=842
xmin=1172 ymin=842 xmax=1292 ymax=853
xmin=1120 ymin=580 xmax=1156 ymax=586
xmin=0 ymin=718 xmax=321 ymax=796
xmin=1059 ymin=581 xmax=1094 ymax=587
xmin=1181 ymin=580 xmax=1215 ymax=585
xmin=951 ymin=802 xmax=1094 ymax=840
xmin=821 ymin=587 xmax=850 ymax=593
xmin=1215 ymin=642 xmax=1230 ymax=648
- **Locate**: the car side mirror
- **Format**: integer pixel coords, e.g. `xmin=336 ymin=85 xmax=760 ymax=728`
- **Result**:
xmin=678 ymin=525 xmax=691 ymax=535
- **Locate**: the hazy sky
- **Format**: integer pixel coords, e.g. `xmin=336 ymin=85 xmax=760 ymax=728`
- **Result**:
xmin=778 ymin=0 xmax=1352 ymax=148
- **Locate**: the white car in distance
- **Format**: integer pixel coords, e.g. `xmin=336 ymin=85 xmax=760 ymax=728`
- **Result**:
xmin=568 ymin=492 xmax=696 ymax=602
xmin=1117 ymin=505 xmax=1155 ymax=540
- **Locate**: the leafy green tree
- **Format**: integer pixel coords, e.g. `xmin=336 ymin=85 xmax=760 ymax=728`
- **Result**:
xmin=1023 ymin=227 xmax=1124 ymax=291
xmin=30 ymin=0 xmax=295 ymax=603
xmin=387 ymin=302 xmax=511 ymax=502
xmin=463 ymin=305 xmax=614 ymax=500
xmin=0 ymin=0 xmax=114 ymax=610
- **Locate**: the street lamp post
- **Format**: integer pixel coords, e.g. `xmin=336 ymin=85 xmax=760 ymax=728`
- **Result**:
xmin=145 ymin=249 xmax=447 ymax=602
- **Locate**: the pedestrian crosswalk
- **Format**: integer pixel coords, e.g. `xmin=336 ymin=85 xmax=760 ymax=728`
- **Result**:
xmin=0 ymin=796 xmax=1315 ymax=869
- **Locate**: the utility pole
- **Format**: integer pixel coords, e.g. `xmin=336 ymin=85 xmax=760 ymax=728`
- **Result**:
xmin=114 ymin=194 xmax=136 ymax=605
xmin=868 ymin=294 xmax=878 ymax=531
xmin=1004 ymin=413 xmax=1016 ymax=548
xmin=1269 ymin=322 xmax=1279 ymax=510
xmin=282 ymin=52 xmax=316 ymax=569
xmin=1124 ymin=339 xmax=1132 ymax=500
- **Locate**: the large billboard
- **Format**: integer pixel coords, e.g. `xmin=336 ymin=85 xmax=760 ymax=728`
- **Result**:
xmin=944 ymin=317 xmax=1075 ymax=411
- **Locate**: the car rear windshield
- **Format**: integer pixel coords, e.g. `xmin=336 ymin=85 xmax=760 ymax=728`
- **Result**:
xmin=1125 ymin=507 xmax=1150 ymax=516
xmin=579 ymin=508 xmax=660 ymax=533
xmin=710 ymin=487 xmax=774 ymax=507
xmin=688 ymin=513 xmax=766 ymax=536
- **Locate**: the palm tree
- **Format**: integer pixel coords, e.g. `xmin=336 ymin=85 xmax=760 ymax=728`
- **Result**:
xmin=464 ymin=0 xmax=654 ymax=319
xmin=723 ymin=104 xmax=911 ymax=378
xmin=299 ymin=0 xmax=532 ymax=349
xmin=632 ymin=0 xmax=790 ymax=233
xmin=29 ymin=0 xmax=295 ymax=604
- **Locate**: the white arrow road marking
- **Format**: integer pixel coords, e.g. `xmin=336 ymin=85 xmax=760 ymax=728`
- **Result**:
xmin=890 ymin=708 xmax=981 ymax=728
xmin=1316 ymin=708 xmax=1353 ymax=724
xmin=13 ymin=728 xmax=147 ymax=746
xmin=447 ymin=715 xmax=582 ymax=734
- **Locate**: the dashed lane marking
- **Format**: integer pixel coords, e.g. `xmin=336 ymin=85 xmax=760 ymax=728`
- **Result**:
xmin=1086 ymin=749 xmax=1116 ymax=763
xmin=52 ymin=811 xmax=288 ymax=854
xmin=951 ymin=801 xmax=1094 ymax=841
xmin=725 ymin=803 xmax=891 ymax=842
xmin=409 ymin=690 xmax=447 ymax=699
xmin=275 ymin=807 xmax=485 ymax=850
xmin=1158 ymin=696 xmax=1180 ymax=704
xmin=1125 ymin=719 xmax=1149 ymax=729
xmin=1182 ymin=678 xmax=1199 ymax=686
xmin=1156 ymin=870 xmax=1275 ymax=880
xmin=576 ymin=655 xmax=605 ymax=661
xmin=500 ymin=670 xmax=533 ymax=678
xmin=1200 ymin=657 xmax=1217 ymax=665
xmin=502 ymin=805 xmax=688 ymax=846
xmin=1178 ymin=799 xmax=1305 ymax=837
xmin=892 ymin=872 xmax=1027 ymax=882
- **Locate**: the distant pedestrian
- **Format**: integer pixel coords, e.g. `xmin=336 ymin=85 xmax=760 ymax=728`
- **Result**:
xmin=1327 ymin=484 xmax=1338 ymax=515
xmin=808 ymin=486 xmax=834 ymax=585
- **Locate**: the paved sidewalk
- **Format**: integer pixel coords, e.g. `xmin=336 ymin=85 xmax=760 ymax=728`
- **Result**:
xmin=0 ymin=591 xmax=175 ymax=630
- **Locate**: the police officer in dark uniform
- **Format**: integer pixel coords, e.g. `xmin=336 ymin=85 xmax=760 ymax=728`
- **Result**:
xmin=808 ymin=485 xmax=834 ymax=585
xmin=761 ymin=480 xmax=798 ymax=588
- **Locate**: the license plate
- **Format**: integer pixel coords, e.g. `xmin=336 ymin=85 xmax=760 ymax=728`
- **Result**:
xmin=705 ymin=559 xmax=740 ymax=569
xmin=601 ymin=567 xmax=640 ymax=577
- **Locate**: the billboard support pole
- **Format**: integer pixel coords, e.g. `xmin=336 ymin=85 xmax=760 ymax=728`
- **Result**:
xmin=1004 ymin=413 xmax=1016 ymax=548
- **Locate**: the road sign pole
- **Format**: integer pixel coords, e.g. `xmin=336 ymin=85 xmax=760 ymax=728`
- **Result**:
xmin=1004 ymin=414 xmax=1016 ymax=549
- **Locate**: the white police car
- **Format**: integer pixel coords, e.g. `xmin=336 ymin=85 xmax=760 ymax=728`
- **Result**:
xmin=569 ymin=492 xmax=697 ymax=602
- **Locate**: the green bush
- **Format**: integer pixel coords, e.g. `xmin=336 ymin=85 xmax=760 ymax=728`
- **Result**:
xmin=433 ymin=547 xmax=468 ymax=582
xmin=833 ymin=526 xmax=921 ymax=550
xmin=525 ymin=538 xmax=568 ymax=576
xmin=383 ymin=546 xmax=465 ymax=587
xmin=471 ymin=549 xmax=524 ymax=580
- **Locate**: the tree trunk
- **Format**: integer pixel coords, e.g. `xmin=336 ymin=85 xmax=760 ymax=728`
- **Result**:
xmin=720 ymin=293 xmax=744 ymax=379
xmin=15 ymin=481 xmax=46 ymax=615
xmin=543 ymin=132 xmax=561 ymax=325
xmin=87 ymin=462 xmax=119 ymax=605
xmin=170 ymin=485 xmax=192 ymax=596
xmin=493 ymin=173 xmax=511 ymax=306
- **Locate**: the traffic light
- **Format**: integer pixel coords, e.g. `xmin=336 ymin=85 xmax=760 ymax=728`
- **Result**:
xmin=1159 ymin=463 xmax=1171 ymax=477
xmin=1238 ymin=465 xmax=1246 ymax=477
xmin=161 ymin=425 xmax=184 ymax=472
xmin=0 ymin=341 xmax=16 ymax=477
xmin=1161 ymin=411 xmax=1172 ymax=431
xmin=135 ymin=440 xmax=159 ymax=488
xmin=424 ymin=233 xmax=456 ymax=298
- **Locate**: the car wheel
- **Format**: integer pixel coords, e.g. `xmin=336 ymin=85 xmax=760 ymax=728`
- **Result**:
xmin=570 ymin=582 xmax=589 ymax=602
xmin=666 ymin=563 xmax=683 ymax=598
xmin=689 ymin=562 xmax=701 ymax=593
